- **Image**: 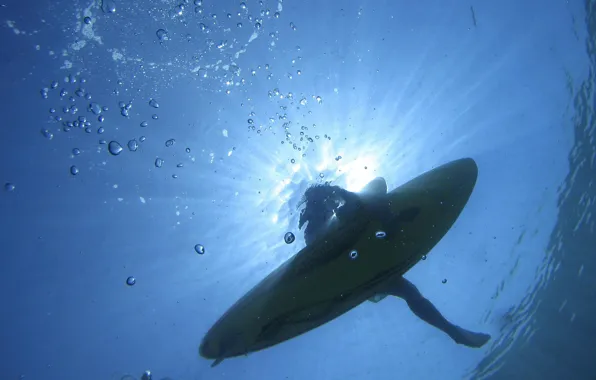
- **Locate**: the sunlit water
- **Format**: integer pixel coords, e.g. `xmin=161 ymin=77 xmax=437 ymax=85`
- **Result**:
xmin=0 ymin=0 xmax=594 ymax=379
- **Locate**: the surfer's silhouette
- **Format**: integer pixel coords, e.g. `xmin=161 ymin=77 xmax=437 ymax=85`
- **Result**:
xmin=297 ymin=177 xmax=491 ymax=348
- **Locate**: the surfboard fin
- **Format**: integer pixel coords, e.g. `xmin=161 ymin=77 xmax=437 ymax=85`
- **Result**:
xmin=211 ymin=358 xmax=224 ymax=367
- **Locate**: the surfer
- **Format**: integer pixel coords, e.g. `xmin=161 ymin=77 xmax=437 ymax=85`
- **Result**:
xmin=297 ymin=178 xmax=491 ymax=348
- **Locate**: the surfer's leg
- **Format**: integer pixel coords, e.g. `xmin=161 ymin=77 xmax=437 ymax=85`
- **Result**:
xmin=386 ymin=276 xmax=490 ymax=348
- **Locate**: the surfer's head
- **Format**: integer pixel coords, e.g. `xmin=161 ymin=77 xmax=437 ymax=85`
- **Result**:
xmin=297 ymin=183 xmax=348 ymax=245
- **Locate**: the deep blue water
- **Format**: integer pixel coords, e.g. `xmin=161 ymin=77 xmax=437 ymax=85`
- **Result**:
xmin=0 ymin=0 xmax=595 ymax=379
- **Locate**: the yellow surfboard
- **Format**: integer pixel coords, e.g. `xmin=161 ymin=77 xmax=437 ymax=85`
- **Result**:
xmin=200 ymin=158 xmax=478 ymax=366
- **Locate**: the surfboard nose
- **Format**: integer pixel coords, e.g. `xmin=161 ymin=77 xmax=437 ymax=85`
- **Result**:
xmin=200 ymin=319 xmax=246 ymax=360
xmin=391 ymin=157 xmax=478 ymax=218
xmin=446 ymin=157 xmax=478 ymax=190
xmin=430 ymin=157 xmax=478 ymax=215
xmin=455 ymin=157 xmax=477 ymax=176
xmin=199 ymin=332 xmax=219 ymax=359
xmin=397 ymin=157 xmax=477 ymax=193
xmin=429 ymin=157 xmax=478 ymax=205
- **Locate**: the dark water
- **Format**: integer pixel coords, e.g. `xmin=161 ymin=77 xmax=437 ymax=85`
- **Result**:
xmin=473 ymin=1 xmax=596 ymax=378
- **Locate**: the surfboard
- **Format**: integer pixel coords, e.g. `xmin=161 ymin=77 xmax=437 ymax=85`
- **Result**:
xmin=199 ymin=157 xmax=479 ymax=365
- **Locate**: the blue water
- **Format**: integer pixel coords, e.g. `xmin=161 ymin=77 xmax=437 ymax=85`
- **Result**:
xmin=1 ymin=0 xmax=594 ymax=379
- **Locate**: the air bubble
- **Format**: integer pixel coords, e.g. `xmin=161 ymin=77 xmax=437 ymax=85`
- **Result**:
xmin=126 ymin=276 xmax=136 ymax=286
xmin=284 ymin=232 xmax=295 ymax=244
xmin=108 ymin=141 xmax=123 ymax=155
xmin=88 ymin=102 xmax=102 ymax=115
xmin=165 ymin=139 xmax=175 ymax=147
xmin=149 ymin=99 xmax=159 ymax=108
xmin=194 ymin=244 xmax=205 ymax=254
xmin=70 ymin=165 xmax=79 ymax=175
xmin=155 ymin=158 xmax=163 ymax=168
xmin=4 ymin=183 xmax=15 ymax=192
xmin=101 ymin=0 xmax=116 ymax=13
xmin=127 ymin=139 xmax=139 ymax=152
xmin=41 ymin=129 xmax=54 ymax=140
xmin=349 ymin=250 xmax=358 ymax=260
xmin=375 ymin=231 xmax=386 ymax=239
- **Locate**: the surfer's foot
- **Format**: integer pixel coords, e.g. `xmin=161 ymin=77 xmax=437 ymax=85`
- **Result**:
xmin=452 ymin=326 xmax=491 ymax=348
